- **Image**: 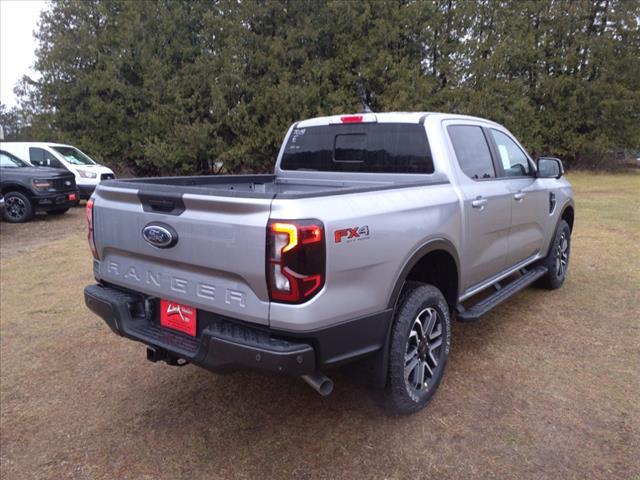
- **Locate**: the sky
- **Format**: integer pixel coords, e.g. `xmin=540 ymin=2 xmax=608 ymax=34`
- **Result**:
xmin=0 ymin=0 xmax=47 ymax=109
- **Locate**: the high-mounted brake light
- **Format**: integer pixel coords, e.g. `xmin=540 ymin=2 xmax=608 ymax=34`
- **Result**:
xmin=341 ymin=115 xmax=363 ymax=123
xmin=267 ymin=220 xmax=325 ymax=304
xmin=86 ymin=198 xmax=99 ymax=259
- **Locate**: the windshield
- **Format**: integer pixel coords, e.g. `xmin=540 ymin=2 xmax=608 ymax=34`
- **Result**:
xmin=51 ymin=146 xmax=96 ymax=166
xmin=280 ymin=123 xmax=434 ymax=173
xmin=0 ymin=151 xmax=28 ymax=168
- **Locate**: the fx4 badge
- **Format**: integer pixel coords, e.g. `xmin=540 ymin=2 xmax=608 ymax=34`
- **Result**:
xmin=334 ymin=226 xmax=370 ymax=243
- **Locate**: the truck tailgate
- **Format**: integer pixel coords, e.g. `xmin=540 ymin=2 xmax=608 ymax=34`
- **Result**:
xmin=92 ymin=185 xmax=273 ymax=325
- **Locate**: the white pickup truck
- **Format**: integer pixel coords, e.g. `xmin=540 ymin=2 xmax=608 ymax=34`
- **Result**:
xmin=84 ymin=112 xmax=574 ymax=413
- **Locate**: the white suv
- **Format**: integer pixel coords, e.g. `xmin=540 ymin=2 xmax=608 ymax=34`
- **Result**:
xmin=0 ymin=142 xmax=115 ymax=200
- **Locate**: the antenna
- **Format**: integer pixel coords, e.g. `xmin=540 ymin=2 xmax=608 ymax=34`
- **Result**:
xmin=357 ymin=85 xmax=374 ymax=114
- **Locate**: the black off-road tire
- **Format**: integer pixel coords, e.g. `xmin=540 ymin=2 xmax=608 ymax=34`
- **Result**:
xmin=47 ymin=208 xmax=70 ymax=216
xmin=536 ymin=219 xmax=571 ymax=290
xmin=387 ymin=282 xmax=451 ymax=414
xmin=3 ymin=191 xmax=34 ymax=223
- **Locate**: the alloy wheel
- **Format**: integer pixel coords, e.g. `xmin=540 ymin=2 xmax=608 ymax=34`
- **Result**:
xmin=404 ymin=307 xmax=443 ymax=392
xmin=5 ymin=196 xmax=26 ymax=220
xmin=555 ymin=232 xmax=569 ymax=278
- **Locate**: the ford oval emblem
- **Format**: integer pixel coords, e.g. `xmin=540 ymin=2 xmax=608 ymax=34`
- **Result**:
xmin=142 ymin=223 xmax=178 ymax=248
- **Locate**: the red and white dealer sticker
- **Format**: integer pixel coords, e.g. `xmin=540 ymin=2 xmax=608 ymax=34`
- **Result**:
xmin=160 ymin=299 xmax=197 ymax=336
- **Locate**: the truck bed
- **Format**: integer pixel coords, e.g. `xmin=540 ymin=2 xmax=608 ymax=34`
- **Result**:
xmin=105 ymin=174 xmax=443 ymax=199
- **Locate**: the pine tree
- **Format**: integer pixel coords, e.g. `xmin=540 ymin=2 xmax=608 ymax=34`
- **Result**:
xmin=12 ymin=0 xmax=640 ymax=175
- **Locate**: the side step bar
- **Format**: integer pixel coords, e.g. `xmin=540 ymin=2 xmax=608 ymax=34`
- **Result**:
xmin=456 ymin=266 xmax=548 ymax=322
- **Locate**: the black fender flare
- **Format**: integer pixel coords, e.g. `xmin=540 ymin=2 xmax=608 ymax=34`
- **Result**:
xmin=542 ymin=201 xmax=574 ymax=258
xmin=560 ymin=201 xmax=575 ymax=230
xmin=387 ymin=238 xmax=461 ymax=310
xmin=350 ymin=238 xmax=461 ymax=388
xmin=1 ymin=182 xmax=35 ymax=198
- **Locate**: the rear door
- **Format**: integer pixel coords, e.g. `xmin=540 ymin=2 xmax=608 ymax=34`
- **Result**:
xmin=446 ymin=124 xmax=512 ymax=290
xmin=487 ymin=129 xmax=549 ymax=266
xmin=92 ymin=185 xmax=274 ymax=325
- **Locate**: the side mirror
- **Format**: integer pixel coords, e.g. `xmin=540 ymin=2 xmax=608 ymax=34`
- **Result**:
xmin=537 ymin=157 xmax=564 ymax=179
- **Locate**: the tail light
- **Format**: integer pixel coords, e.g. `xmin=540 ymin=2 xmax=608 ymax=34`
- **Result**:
xmin=267 ymin=219 xmax=325 ymax=304
xmin=86 ymin=198 xmax=98 ymax=259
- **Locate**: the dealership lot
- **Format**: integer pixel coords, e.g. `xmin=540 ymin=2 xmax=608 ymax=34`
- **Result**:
xmin=1 ymin=173 xmax=638 ymax=479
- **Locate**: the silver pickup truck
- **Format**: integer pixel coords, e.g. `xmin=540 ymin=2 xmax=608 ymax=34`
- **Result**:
xmin=84 ymin=112 xmax=574 ymax=413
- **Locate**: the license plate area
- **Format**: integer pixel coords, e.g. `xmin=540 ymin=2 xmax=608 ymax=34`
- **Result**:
xmin=160 ymin=299 xmax=197 ymax=337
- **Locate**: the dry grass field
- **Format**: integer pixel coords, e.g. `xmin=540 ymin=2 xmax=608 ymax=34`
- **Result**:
xmin=1 ymin=172 xmax=638 ymax=479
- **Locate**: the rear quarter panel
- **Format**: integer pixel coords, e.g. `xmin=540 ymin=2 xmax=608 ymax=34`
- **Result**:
xmin=268 ymin=183 xmax=462 ymax=331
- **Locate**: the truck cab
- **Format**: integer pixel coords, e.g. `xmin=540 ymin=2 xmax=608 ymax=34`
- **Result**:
xmin=0 ymin=142 xmax=115 ymax=200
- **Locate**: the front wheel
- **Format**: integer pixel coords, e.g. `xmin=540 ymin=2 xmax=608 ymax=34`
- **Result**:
xmin=537 ymin=219 xmax=571 ymax=290
xmin=386 ymin=282 xmax=451 ymax=414
xmin=3 ymin=191 xmax=34 ymax=223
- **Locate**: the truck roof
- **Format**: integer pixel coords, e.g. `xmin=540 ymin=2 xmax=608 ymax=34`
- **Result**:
xmin=295 ymin=112 xmax=502 ymax=128
xmin=0 ymin=142 xmax=74 ymax=148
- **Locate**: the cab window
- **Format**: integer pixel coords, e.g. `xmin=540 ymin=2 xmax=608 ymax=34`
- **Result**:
xmin=0 ymin=151 xmax=28 ymax=168
xmin=447 ymin=125 xmax=495 ymax=180
xmin=281 ymin=123 xmax=434 ymax=173
xmin=489 ymin=130 xmax=532 ymax=177
xmin=29 ymin=147 xmax=64 ymax=169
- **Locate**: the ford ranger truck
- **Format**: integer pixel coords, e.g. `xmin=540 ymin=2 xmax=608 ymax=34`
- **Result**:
xmin=84 ymin=112 xmax=574 ymax=414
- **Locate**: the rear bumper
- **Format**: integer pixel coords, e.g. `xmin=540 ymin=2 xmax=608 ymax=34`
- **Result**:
xmin=84 ymin=283 xmax=392 ymax=376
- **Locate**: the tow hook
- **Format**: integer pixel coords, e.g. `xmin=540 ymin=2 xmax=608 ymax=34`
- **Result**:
xmin=146 ymin=347 xmax=188 ymax=367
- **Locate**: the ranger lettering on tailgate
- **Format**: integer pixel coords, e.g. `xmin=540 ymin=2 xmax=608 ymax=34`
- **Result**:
xmin=105 ymin=260 xmax=245 ymax=307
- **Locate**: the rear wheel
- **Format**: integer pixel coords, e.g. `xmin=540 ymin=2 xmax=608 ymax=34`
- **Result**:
xmin=3 ymin=191 xmax=34 ymax=223
xmin=387 ymin=282 xmax=451 ymax=414
xmin=537 ymin=219 xmax=571 ymax=290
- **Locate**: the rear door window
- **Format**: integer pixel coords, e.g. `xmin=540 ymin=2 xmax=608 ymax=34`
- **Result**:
xmin=447 ymin=125 xmax=495 ymax=180
xmin=281 ymin=123 xmax=434 ymax=174
xmin=29 ymin=148 xmax=64 ymax=169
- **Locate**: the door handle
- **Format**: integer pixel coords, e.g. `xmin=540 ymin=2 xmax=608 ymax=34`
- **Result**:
xmin=513 ymin=191 xmax=526 ymax=201
xmin=471 ymin=197 xmax=488 ymax=209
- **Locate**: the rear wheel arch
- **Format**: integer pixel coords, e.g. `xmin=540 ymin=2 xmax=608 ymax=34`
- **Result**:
xmin=388 ymin=240 xmax=460 ymax=312
xmin=346 ymin=241 xmax=460 ymax=389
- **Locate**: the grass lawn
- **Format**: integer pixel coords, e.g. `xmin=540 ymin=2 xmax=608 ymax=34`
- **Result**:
xmin=0 ymin=172 xmax=638 ymax=479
